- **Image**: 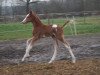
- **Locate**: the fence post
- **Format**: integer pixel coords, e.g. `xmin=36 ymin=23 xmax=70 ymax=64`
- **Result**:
xmin=66 ymin=14 xmax=74 ymax=35
xmin=73 ymin=16 xmax=77 ymax=35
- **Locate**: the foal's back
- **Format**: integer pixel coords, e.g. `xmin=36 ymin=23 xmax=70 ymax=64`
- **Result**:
xmin=32 ymin=24 xmax=64 ymax=38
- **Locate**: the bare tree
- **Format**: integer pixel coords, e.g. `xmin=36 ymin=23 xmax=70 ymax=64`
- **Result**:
xmin=20 ymin=0 xmax=41 ymax=13
xmin=26 ymin=0 xmax=30 ymax=13
xmin=0 ymin=0 xmax=4 ymax=15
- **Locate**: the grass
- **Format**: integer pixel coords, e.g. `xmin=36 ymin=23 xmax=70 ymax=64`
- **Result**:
xmin=0 ymin=16 xmax=100 ymax=40
xmin=0 ymin=23 xmax=32 ymax=40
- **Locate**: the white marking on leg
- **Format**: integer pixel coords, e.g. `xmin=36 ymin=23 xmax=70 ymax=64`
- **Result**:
xmin=26 ymin=38 xmax=32 ymax=47
xmin=49 ymin=42 xmax=57 ymax=63
xmin=22 ymin=44 xmax=32 ymax=61
xmin=64 ymin=43 xmax=76 ymax=63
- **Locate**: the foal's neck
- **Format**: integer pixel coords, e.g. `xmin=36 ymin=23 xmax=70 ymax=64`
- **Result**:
xmin=31 ymin=13 xmax=43 ymax=28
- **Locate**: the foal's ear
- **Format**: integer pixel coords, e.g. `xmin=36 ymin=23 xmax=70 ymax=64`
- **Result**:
xmin=29 ymin=10 xmax=32 ymax=15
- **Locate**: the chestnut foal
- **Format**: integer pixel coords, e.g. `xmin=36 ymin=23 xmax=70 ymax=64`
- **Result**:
xmin=21 ymin=11 xmax=76 ymax=63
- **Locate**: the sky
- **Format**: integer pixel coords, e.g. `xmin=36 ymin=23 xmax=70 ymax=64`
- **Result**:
xmin=30 ymin=0 xmax=49 ymax=2
xmin=41 ymin=0 xmax=49 ymax=1
xmin=2 ymin=0 xmax=50 ymax=6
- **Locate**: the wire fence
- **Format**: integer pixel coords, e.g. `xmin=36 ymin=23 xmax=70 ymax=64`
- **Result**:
xmin=0 ymin=11 xmax=100 ymax=23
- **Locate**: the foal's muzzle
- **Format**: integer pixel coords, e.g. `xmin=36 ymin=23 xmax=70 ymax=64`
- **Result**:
xmin=21 ymin=20 xmax=26 ymax=24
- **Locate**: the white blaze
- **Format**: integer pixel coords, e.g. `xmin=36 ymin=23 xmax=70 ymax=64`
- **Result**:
xmin=22 ymin=14 xmax=29 ymax=23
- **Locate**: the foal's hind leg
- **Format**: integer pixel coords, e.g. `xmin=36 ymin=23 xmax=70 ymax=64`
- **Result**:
xmin=48 ymin=40 xmax=58 ymax=63
xmin=58 ymin=36 xmax=76 ymax=63
xmin=63 ymin=42 xmax=76 ymax=63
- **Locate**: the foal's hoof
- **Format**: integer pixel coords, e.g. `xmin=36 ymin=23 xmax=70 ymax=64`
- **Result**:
xmin=22 ymin=58 xmax=25 ymax=62
xmin=48 ymin=61 xmax=52 ymax=63
xmin=72 ymin=57 xmax=76 ymax=63
xmin=48 ymin=60 xmax=53 ymax=63
xmin=22 ymin=54 xmax=31 ymax=62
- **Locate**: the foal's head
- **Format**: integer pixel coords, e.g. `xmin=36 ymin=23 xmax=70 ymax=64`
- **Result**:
xmin=22 ymin=11 xmax=33 ymax=24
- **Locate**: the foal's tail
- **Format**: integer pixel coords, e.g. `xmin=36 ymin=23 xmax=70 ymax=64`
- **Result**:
xmin=62 ymin=20 xmax=70 ymax=28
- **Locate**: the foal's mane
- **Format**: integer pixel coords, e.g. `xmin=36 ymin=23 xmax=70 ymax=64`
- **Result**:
xmin=31 ymin=11 xmax=43 ymax=25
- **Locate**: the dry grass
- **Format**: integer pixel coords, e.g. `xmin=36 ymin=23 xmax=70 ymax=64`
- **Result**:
xmin=0 ymin=59 xmax=100 ymax=75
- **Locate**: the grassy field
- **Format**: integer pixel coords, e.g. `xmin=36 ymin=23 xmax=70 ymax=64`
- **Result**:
xmin=0 ymin=16 xmax=100 ymax=40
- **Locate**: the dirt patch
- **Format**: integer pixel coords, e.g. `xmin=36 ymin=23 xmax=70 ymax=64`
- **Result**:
xmin=0 ymin=59 xmax=100 ymax=75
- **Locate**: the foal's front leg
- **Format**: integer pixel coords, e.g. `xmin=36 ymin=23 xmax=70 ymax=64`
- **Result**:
xmin=22 ymin=37 xmax=38 ymax=61
xmin=25 ymin=38 xmax=33 ymax=57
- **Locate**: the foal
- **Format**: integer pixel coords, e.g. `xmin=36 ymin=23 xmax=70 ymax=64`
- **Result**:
xmin=21 ymin=11 xmax=76 ymax=63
